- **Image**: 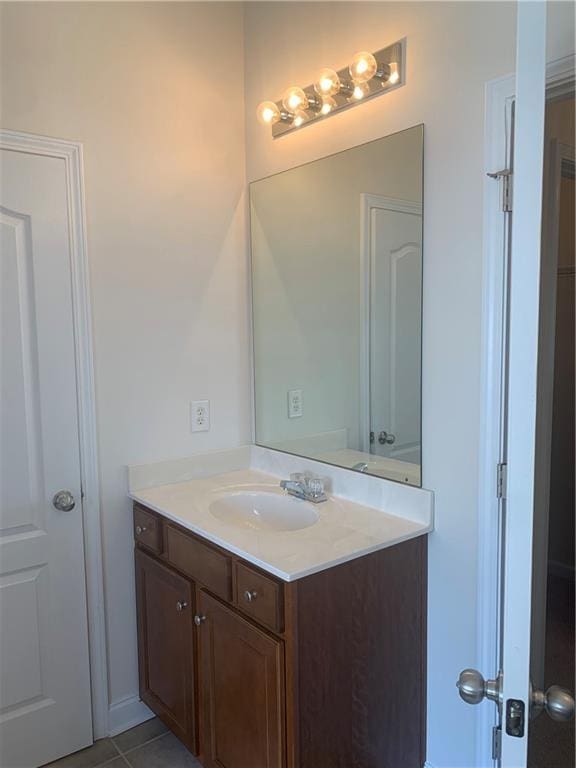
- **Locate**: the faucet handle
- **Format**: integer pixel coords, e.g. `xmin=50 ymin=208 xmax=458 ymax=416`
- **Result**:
xmin=306 ymin=476 xmax=326 ymax=498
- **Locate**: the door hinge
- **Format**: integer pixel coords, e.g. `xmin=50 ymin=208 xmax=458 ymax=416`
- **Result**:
xmin=487 ymin=168 xmax=513 ymax=212
xmin=497 ymin=462 xmax=507 ymax=499
xmin=492 ymin=725 xmax=502 ymax=760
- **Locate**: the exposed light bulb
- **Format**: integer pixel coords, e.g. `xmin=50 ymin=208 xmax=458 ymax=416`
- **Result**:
xmin=256 ymin=101 xmax=281 ymax=126
xmin=293 ymin=109 xmax=309 ymax=128
xmin=282 ymin=86 xmax=308 ymax=113
xmin=314 ymin=68 xmax=341 ymax=97
xmin=387 ymin=61 xmax=400 ymax=85
xmin=352 ymin=81 xmax=370 ymax=100
xmin=320 ymin=96 xmax=337 ymax=115
xmin=349 ymin=51 xmax=378 ymax=83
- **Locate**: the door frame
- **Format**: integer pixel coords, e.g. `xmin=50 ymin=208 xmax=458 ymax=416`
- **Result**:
xmin=476 ymin=54 xmax=575 ymax=767
xmin=359 ymin=193 xmax=422 ymax=454
xmin=0 ymin=130 xmax=109 ymax=739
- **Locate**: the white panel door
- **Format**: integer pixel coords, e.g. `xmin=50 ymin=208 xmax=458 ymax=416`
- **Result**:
xmin=0 ymin=148 xmax=92 ymax=766
xmin=369 ymin=202 xmax=422 ymax=465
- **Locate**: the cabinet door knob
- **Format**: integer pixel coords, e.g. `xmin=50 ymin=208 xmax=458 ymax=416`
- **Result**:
xmin=244 ymin=590 xmax=258 ymax=603
xmin=176 ymin=601 xmax=188 ymax=612
xmin=135 ymin=525 xmax=147 ymax=536
xmin=194 ymin=614 xmax=206 ymax=626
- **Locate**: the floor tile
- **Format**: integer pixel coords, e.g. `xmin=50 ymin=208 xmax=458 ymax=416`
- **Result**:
xmin=44 ymin=738 xmax=119 ymax=768
xmin=113 ymin=717 xmax=168 ymax=753
xmin=125 ymin=732 xmax=200 ymax=768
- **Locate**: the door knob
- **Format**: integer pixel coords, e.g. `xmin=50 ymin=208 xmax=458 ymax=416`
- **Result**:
xmin=194 ymin=614 xmax=206 ymax=626
xmin=244 ymin=590 xmax=258 ymax=603
xmin=458 ymin=670 xmax=574 ymax=724
xmin=457 ymin=669 xmax=502 ymax=705
xmin=378 ymin=431 xmax=396 ymax=445
xmin=52 ymin=490 xmax=76 ymax=512
xmin=176 ymin=601 xmax=188 ymax=612
xmin=531 ymin=684 xmax=575 ymax=722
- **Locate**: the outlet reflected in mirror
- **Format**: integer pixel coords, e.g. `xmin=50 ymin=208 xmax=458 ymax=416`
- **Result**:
xmin=250 ymin=126 xmax=423 ymax=485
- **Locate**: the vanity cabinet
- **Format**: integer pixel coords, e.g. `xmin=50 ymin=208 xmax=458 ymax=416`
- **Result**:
xmin=134 ymin=548 xmax=197 ymax=753
xmin=134 ymin=502 xmax=427 ymax=768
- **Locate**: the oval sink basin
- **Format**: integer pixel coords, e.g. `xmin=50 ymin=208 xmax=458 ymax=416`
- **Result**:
xmin=209 ymin=490 xmax=319 ymax=532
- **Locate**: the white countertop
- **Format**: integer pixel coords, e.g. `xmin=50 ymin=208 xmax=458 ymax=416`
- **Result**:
xmin=129 ymin=467 xmax=432 ymax=582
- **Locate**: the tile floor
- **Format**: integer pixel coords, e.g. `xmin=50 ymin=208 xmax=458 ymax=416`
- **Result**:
xmin=44 ymin=718 xmax=200 ymax=768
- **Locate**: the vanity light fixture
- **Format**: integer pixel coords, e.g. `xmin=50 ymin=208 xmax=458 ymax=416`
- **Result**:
xmin=256 ymin=39 xmax=405 ymax=138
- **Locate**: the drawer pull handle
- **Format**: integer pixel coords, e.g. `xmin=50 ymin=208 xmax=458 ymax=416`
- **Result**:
xmin=176 ymin=601 xmax=188 ymax=612
xmin=194 ymin=614 xmax=206 ymax=626
xmin=135 ymin=525 xmax=147 ymax=536
xmin=244 ymin=590 xmax=258 ymax=603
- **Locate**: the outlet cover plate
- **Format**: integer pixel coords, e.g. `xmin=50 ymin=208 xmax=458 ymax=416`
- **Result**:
xmin=191 ymin=400 xmax=210 ymax=432
xmin=288 ymin=389 xmax=303 ymax=419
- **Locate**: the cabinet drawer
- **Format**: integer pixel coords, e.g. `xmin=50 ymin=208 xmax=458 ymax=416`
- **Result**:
xmin=235 ymin=562 xmax=283 ymax=633
xmin=134 ymin=505 xmax=162 ymax=553
xmin=164 ymin=524 xmax=232 ymax=601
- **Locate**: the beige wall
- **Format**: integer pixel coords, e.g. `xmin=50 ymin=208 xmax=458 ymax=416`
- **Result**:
xmin=0 ymin=1 xmax=250 ymax=719
xmin=243 ymin=3 xmax=574 ymax=767
xmin=545 ymin=96 xmax=575 ymax=149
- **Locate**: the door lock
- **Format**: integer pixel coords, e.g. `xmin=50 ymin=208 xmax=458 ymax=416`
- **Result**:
xmin=457 ymin=669 xmax=575 ymax=733
xmin=506 ymin=699 xmax=525 ymax=737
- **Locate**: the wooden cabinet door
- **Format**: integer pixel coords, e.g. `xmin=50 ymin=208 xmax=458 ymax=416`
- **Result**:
xmin=135 ymin=549 xmax=197 ymax=753
xmin=198 ymin=590 xmax=285 ymax=768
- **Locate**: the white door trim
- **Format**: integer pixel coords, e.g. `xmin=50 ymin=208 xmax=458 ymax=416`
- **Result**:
xmin=0 ymin=129 xmax=109 ymax=739
xmin=477 ymin=52 xmax=575 ymax=767
xmin=359 ymin=194 xmax=422 ymax=453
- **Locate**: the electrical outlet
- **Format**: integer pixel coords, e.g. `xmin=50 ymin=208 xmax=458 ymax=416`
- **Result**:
xmin=191 ymin=400 xmax=210 ymax=432
xmin=288 ymin=389 xmax=303 ymax=419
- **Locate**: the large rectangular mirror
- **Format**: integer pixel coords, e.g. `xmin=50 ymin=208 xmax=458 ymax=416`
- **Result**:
xmin=251 ymin=125 xmax=423 ymax=485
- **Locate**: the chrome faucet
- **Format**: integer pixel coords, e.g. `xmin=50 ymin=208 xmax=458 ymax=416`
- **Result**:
xmin=280 ymin=473 xmax=327 ymax=503
xmin=352 ymin=462 xmax=369 ymax=472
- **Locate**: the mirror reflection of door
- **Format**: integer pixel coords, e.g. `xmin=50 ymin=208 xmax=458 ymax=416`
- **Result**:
xmin=251 ymin=127 xmax=423 ymax=486
xmin=528 ymin=93 xmax=575 ymax=768
xmin=363 ymin=195 xmax=422 ymax=472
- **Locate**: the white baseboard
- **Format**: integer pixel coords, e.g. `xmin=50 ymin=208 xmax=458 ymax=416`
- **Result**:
xmin=107 ymin=695 xmax=154 ymax=737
